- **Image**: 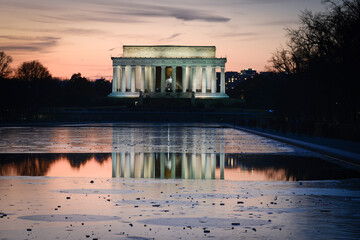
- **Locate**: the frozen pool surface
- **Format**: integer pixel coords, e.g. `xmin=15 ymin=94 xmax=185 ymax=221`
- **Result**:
xmin=0 ymin=123 xmax=315 ymax=155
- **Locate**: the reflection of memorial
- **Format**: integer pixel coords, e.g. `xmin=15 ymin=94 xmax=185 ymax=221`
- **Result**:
xmin=112 ymin=153 xmax=224 ymax=180
xmin=111 ymin=125 xmax=226 ymax=179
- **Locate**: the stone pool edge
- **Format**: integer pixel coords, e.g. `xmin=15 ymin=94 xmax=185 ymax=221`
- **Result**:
xmin=227 ymin=124 xmax=360 ymax=168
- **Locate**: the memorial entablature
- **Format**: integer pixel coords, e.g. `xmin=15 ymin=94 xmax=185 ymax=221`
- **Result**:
xmin=109 ymin=45 xmax=228 ymax=98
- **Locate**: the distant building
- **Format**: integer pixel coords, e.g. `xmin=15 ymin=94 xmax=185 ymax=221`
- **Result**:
xmin=240 ymin=68 xmax=257 ymax=78
xmin=216 ymin=68 xmax=257 ymax=93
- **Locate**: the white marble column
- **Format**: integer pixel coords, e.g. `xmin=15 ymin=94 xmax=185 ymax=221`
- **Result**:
xmin=191 ymin=67 xmax=197 ymax=92
xmin=211 ymin=67 xmax=217 ymax=93
xmin=151 ymin=66 xmax=156 ymax=92
xmin=141 ymin=66 xmax=145 ymax=92
xmin=116 ymin=66 xmax=120 ymax=91
xmin=188 ymin=67 xmax=192 ymax=92
xmin=126 ymin=66 xmax=131 ymax=90
xmin=220 ymin=67 xmax=225 ymax=94
xmin=161 ymin=66 xmax=165 ymax=92
xmin=112 ymin=66 xmax=117 ymax=93
xmin=182 ymin=66 xmax=187 ymax=93
xmin=121 ymin=66 xmax=126 ymax=92
xmin=201 ymin=66 xmax=207 ymax=93
xmin=130 ymin=66 xmax=136 ymax=92
xmin=171 ymin=66 xmax=176 ymax=92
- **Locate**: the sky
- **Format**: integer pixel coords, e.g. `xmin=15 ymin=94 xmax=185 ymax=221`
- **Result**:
xmin=0 ymin=0 xmax=324 ymax=80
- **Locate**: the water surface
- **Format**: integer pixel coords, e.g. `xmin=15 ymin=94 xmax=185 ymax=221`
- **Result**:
xmin=0 ymin=123 xmax=358 ymax=181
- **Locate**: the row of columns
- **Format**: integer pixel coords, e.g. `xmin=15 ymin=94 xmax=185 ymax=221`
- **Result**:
xmin=112 ymin=65 xmax=226 ymax=94
xmin=112 ymin=152 xmax=225 ymax=180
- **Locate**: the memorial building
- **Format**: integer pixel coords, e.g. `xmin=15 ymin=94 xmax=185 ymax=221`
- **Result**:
xmin=109 ymin=45 xmax=228 ymax=98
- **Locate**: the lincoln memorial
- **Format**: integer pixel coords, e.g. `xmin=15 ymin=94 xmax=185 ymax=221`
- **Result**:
xmin=109 ymin=45 xmax=228 ymax=98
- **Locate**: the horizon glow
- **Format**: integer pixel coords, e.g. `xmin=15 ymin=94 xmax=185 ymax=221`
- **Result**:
xmin=0 ymin=0 xmax=323 ymax=80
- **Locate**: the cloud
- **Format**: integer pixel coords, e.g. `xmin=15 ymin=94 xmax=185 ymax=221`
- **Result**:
xmin=40 ymin=13 xmax=148 ymax=23
xmin=0 ymin=36 xmax=60 ymax=52
xmin=158 ymin=33 xmax=182 ymax=42
xmin=61 ymin=28 xmax=107 ymax=35
xmin=238 ymin=0 xmax=292 ymax=4
xmin=220 ymin=32 xmax=260 ymax=37
xmin=255 ymin=20 xmax=299 ymax=26
xmin=34 ymin=1 xmax=229 ymax=23
xmin=210 ymin=32 xmax=261 ymax=40
xmin=105 ymin=4 xmax=231 ymax=22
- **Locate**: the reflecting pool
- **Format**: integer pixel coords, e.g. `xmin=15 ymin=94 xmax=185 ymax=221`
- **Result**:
xmin=0 ymin=123 xmax=358 ymax=181
xmin=1 ymin=123 xmax=360 ymax=240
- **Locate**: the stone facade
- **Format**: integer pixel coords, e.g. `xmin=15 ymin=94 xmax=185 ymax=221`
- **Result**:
xmin=123 ymin=45 xmax=216 ymax=58
xmin=109 ymin=45 xmax=228 ymax=98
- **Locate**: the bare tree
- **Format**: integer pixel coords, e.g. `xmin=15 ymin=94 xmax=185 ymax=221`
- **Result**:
xmin=16 ymin=60 xmax=51 ymax=82
xmin=0 ymin=52 xmax=13 ymax=78
xmin=269 ymin=0 xmax=360 ymax=73
xmin=268 ymin=46 xmax=296 ymax=74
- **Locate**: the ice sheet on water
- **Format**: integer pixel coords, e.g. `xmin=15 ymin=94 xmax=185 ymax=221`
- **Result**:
xmin=0 ymin=123 xmax=312 ymax=155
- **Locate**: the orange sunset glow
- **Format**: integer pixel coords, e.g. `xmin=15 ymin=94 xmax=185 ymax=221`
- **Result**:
xmin=0 ymin=0 xmax=323 ymax=80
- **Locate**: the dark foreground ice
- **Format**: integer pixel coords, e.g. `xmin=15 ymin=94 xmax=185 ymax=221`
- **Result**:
xmin=0 ymin=177 xmax=359 ymax=239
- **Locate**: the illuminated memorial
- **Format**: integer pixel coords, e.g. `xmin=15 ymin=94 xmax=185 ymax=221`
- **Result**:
xmin=109 ymin=45 xmax=228 ymax=98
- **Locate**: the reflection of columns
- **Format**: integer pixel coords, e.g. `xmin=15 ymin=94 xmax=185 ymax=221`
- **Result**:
xmin=171 ymin=154 xmax=176 ymax=179
xmin=141 ymin=66 xmax=145 ymax=92
xmin=220 ymin=67 xmax=225 ymax=94
xmin=112 ymin=66 xmax=117 ymax=93
xmin=202 ymin=154 xmax=206 ymax=179
xmin=171 ymin=66 xmax=176 ymax=92
xmin=151 ymin=153 xmax=155 ymax=178
xmin=129 ymin=66 xmax=136 ymax=92
xmin=161 ymin=66 xmax=165 ymax=93
xmin=124 ymin=153 xmax=130 ymax=178
xmin=120 ymin=152 xmax=125 ymax=177
xmin=160 ymin=153 xmax=165 ymax=179
xmin=202 ymin=66 xmax=207 ymax=93
xmin=130 ymin=152 xmax=135 ymax=178
xmin=192 ymin=67 xmax=197 ymax=92
xmin=112 ymin=152 xmax=116 ymax=177
xmin=181 ymin=153 xmax=187 ymax=179
xmin=189 ymin=154 xmax=193 ymax=179
xmin=211 ymin=153 xmax=216 ymax=179
xmin=140 ymin=153 xmax=144 ymax=178
xmin=121 ymin=66 xmax=126 ymax=92
xmin=220 ymin=153 xmax=225 ymax=180
xmin=211 ymin=67 xmax=216 ymax=93
xmin=182 ymin=67 xmax=187 ymax=93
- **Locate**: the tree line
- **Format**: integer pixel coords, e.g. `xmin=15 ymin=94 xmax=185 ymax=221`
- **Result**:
xmin=0 ymin=55 xmax=111 ymax=121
